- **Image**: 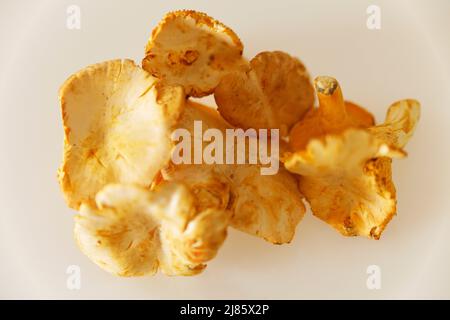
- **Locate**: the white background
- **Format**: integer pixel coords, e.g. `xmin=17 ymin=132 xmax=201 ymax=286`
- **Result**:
xmin=0 ymin=0 xmax=449 ymax=299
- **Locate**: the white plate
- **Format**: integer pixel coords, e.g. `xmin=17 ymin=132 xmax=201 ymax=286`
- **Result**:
xmin=1 ymin=0 xmax=449 ymax=299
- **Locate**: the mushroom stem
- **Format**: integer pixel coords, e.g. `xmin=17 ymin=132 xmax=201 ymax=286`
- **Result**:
xmin=314 ymin=76 xmax=347 ymax=124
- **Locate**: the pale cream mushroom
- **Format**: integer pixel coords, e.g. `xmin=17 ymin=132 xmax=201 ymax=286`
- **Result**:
xmin=75 ymin=182 xmax=229 ymax=276
xmin=58 ymin=59 xmax=184 ymax=209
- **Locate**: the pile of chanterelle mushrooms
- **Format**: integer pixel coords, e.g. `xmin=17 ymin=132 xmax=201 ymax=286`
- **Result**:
xmin=58 ymin=10 xmax=420 ymax=276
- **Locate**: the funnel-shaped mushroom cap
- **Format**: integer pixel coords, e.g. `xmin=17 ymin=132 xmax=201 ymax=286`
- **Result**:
xmin=285 ymin=76 xmax=420 ymax=239
xmin=215 ymin=51 xmax=315 ymax=136
xmin=142 ymin=10 xmax=245 ymax=97
xmin=163 ymin=101 xmax=305 ymax=244
xmin=75 ymin=183 xmax=229 ymax=276
xmin=58 ymin=59 xmax=184 ymax=209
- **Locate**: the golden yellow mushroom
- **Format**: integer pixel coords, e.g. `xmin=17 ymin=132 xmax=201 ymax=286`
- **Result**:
xmin=285 ymin=76 xmax=420 ymax=239
xmin=215 ymin=51 xmax=315 ymax=136
xmin=162 ymin=101 xmax=306 ymax=244
xmin=142 ymin=10 xmax=245 ymax=97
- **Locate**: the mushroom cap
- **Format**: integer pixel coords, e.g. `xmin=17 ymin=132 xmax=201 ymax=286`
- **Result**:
xmin=285 ymin=129 xmax=401 ymax=239
xmin=75 ymin=184 xmax=161 ymax=277
xmin=368 ymin=99 xmax=420 ymax=149
xmin=58 ymin=59 xmax=184 ymax=209
xmin=230 ymin=165 xmax=305 ymax=244
xmin=163 ymin=100 xmax=305 ymax=244
xmin=285 ymin=98 xmax=420 ymax=239
xmin=142 ymin=10 xmax=245 ymax=97
xmin=215 ymin=51 xmax=315 ymax=136
xmin=75 ymin=182 xmax=229 ymax=276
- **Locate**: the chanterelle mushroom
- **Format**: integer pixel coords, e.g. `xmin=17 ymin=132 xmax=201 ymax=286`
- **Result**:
xmin=215 ymin=51 xmax=315 ymax=136
xmin=161 ymin=101 xmax=306 ymax=244
xmin=142 ymin=10 xmax=245 ymax=97
xmin=56 ymin=9 xmax=422 ymax=277
xmin=58 ymin=59 xmax=184 ymax=209
xmin=75 ymin=182 xmax=229 ymax=276
xmin=285 ymin=76 xmax=420 ymax=239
